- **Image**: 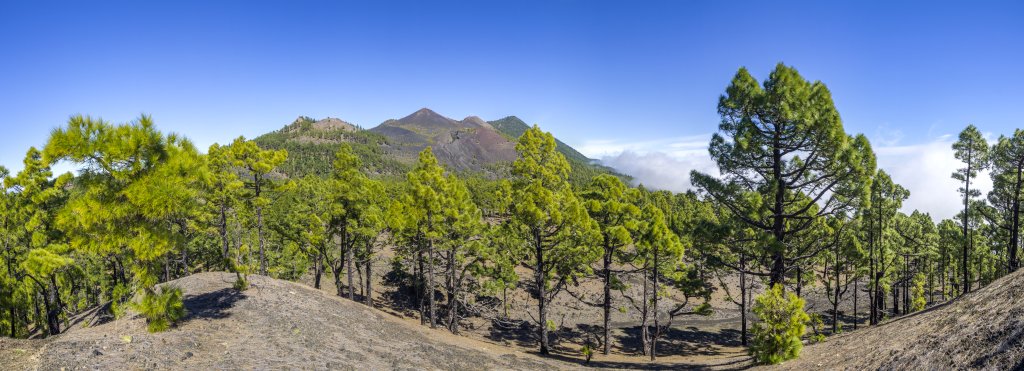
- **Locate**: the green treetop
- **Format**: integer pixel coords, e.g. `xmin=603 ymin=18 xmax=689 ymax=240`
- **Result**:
xmin=692 ymin=63 xmax=875 ymax=288
xmin=230 ymin=136 xmax=287 ymax=276
xmin=44 ymin=115 xmax=200 ymax=332
xmin=951 ymin=124 xmax=988 ymax=293
xmin=581 ymin=174 xmax=640 ymax=355
xmin=500 ymin=125 xmax=600 ymax=355
xmin=633 ymin=201 xmax=684 ymax=361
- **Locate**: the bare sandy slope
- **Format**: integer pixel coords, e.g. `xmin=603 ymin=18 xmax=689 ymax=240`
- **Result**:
xmin=0 ymin=272 xmax=575 ymax=370
xmin=778 ymin=269 xmax=1024 ymax=370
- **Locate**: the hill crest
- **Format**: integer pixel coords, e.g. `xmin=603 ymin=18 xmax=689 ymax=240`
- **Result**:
xmin=0 ymin=272 xmax=571 ymax=370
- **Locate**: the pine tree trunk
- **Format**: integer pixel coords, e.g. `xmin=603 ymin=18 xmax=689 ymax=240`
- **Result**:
xmin=868 ymin=212 xmax=876 ymax=325
xmin=640 ymin=268 xmax=649 ymax=357
xmin=962 ymin=157 xmax=971 ymax=295
xmin=313 ymin=258 xmax=322 ymax=289
xmin=853 ymin=278 xmax=858 ymax=330
xmin=365 ymin=254 xmax=373 ymax=307
xmin=602 ymin=237 xmax=612 ymax=355
xmin=833 ymin=254 xmax=840 ymax=333
xmin=650 ymin=250 xmax=659 ymax=361
xmin=9 ymin=307 xmax=16 ymax=337
xmin=447 ymin=249 xmax=458 ymax=333
xmin=891 ymin=283 xmax=899 ymax=315
xmin=1011 ymin=164 xmax=1022 ymax=271
xmin=42 ymin=281 xmax=59 ymax=336
xmin=346 ymin=243 xmax=355 ymax=301
xmin=418 ymin=246 xmax=425 ymax=326
xmin=427 ymin=239 xmax=436 ymax=328
xmin=535 ymin=229 xmax=550 ymax=355
xmin=740 ymin=254 xmax=748 ymax=345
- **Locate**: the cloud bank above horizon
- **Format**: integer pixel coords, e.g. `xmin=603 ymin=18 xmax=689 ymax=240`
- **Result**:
xmin=580 ymin=132 xmax=991 ymax=221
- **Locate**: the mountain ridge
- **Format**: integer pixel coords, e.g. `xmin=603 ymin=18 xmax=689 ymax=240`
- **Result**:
xmin=254 ymin=108 xmax=618 ymax=184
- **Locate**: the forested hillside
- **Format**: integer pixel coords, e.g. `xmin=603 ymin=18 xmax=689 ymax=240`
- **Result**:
xmin=1 ymin=63 xmax=1022 ymax=368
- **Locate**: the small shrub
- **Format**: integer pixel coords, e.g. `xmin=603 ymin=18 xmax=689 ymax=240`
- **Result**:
xmin=110 ymin=284 xmax=130 ymax=319
xmin=749 ymin=284 xmax=809 ymax=365
xmin=233 ymin=275 xmax=249 ymax=291
xmin=581 ymin=344 xmax=593 ymax=364
xmin=133 ymin=286 xmax=186 ymax=333
xmin=808 ymin=313 xmax=825 ymax=343
xmin=911 ymin=273 xmax=927 ymax=312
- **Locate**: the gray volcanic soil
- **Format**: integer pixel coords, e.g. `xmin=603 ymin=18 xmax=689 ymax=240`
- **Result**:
xmin=777 ymin=268 xmax=1024 ymax=370
xmin=0 ymin=272 xmax=574 ymax=370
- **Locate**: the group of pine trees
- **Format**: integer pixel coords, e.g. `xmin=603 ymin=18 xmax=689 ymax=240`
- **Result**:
xmin=1 ymin=63 xmax=1020 ymax=364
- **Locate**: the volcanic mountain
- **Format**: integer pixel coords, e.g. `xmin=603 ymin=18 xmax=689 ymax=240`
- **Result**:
xmin=368 ymin=108 xmax=518 ymax=171
xmin=254 ymin=108 xmax=617 ymax=182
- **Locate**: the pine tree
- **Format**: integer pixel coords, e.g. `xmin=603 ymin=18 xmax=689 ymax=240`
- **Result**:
xmin=231 ymin=137 xmax=287 ymax=276
xmin=581 ymin=174 xmax=640 ymax=355
xmin=500 ymin=125 xmax=600 ymax=355
xmin=402 ymin=147 xmax=448 ymax=327
xmin=633 ymin=201 xmax=684 ymax=361
xmin=7 ymin=148 xmax=73 ymax=336
xmin=439 ymin=174 xmax=486 ymax=333
xmin=329 ymin=143 xmax=384 ymax=303
xmin=44 ymin=115 xmax=200 ymax=332
xmin=987 ymin=129 xmax=1024 ymax=272
xmin=691 ymin=63 xmax=875 ymax=287
xmin=205 ymin=143 xmax=245 ymax=274
xmin=951 ymin=125 xmax=988 ymax=294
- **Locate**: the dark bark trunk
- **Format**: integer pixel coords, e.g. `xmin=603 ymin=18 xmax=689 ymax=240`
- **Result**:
xmin=650 ymin=247 xmax=660 ymax=361
xmin=253 ymin=173 xmax=268 ymax=276
xmin=1011 ymin=164 xmax=1022 ymax=271
xmin=418 ymin=246 xmax=426 ymax=326
xmin=740 ymin=255 xmax=748 ymax=346
xmin=221 ymin=204 xmax=230 ymax=271
xmin=891 ymin=283 xmax=899 ymax=315
xmin=796 ymin=267 xmax=803 ymax=298
xmin=347 ymin=243 xmax=355 ymax=301
xmin=853 ymin=278 xmax=858 ymax=330
xmin=447 ymin=249 xmax=458 ymax=333
xmin=427 ymin=239 xmax=436 ymax=328
xmin=602 ymin=237 xmax=612 ymax=355
xmin=640 ymin=269 xmax=649 ymax=357
xmin=313 ymin=258 xmax=322 ymax=289
xmin=365 ymin=254 xmax=373 ymax=307
xmin=769 ymin=132 xmax=786 ymax=288
xmin=868 ymin=205 xmax=876 ymax=326
xmin=535 ymin=229 xmax=550 ymax=355
xmin=9 ymin=307 xmax=15 ymax=337
xmin=962 ymin=156 xmax=971 ymax=295
xmin=832 ymin=254 xmax=841 ymax=333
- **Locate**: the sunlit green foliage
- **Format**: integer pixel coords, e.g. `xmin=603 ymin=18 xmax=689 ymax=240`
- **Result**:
xmin=500 ymin=125 xmax=600 ymax=354
xmin=750 ymin=284 xmax=809 ymax=364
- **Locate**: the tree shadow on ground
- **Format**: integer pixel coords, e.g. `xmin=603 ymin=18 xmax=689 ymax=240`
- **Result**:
xmin=181 ymin=288 xmax=245 ymax=322
xmin=486 ymin=317 xmax=538 ymax=348
xmin=535 ymin=351 xmax=754 ymax=370
xmin=619 ymin=325 xmax=742 ymax=358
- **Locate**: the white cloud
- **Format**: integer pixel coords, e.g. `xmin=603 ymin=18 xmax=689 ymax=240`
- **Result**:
xmin=580 ymin=133 xmax=989 ymax=221
xmin=876 ymin=138 xmax=991 ymax=220
xmin=578 ymin=135 xmax=717 ymax=192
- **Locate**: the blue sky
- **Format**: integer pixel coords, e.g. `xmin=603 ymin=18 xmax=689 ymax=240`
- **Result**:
xmin=2 ymin=1 xmax=1022 ymax=218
